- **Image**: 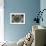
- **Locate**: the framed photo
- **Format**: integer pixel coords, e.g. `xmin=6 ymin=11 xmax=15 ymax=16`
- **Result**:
xmin=10 ymin=13 xmax=25 ymax=24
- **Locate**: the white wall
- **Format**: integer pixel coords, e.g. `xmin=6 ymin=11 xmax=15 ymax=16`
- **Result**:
xmin=40 ymin=0 xmax=46 ymax=26
xmin=0 ymin=0 xmax=4 ymax=42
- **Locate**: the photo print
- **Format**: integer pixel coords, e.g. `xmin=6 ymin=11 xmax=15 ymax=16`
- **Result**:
xmin=10 ymin=13 xmax=25 ymax=24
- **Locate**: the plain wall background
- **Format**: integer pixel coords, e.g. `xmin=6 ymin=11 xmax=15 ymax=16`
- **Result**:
xmin=40 ymin=0 xmax=46 ymax=27
xmin=4 ymin=0 xmax=40 ymax=42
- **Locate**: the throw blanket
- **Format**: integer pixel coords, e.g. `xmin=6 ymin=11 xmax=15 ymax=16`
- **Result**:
xmin=17 ymin=32 xmax=34 ymax=46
